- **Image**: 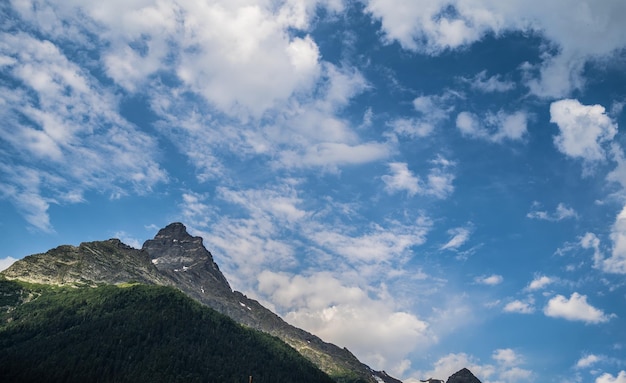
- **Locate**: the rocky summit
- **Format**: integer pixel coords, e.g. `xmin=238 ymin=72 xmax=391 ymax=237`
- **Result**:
xmin=446 ymin=368 xmax=482 ymax=383
xmin=2 ymin=222 xmax=392 ymax=383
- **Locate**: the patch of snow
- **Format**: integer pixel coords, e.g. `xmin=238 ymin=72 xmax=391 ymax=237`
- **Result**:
xmin=182 ymin=265 xmax=189 ymax=271
xmin=239 ymin=302 xmax=252 ymax=310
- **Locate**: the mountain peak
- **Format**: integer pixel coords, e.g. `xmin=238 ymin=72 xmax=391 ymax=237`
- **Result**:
xmin=446 ymin=368 xmax=481 ymax=383
xmin=155 ymin=222 xmax=193 ymax=240
xmin=142 ymin=223 xmax=231 ymax=293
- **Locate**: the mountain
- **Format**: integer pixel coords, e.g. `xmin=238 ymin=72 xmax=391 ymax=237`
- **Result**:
xmin=446 ymin=368 xmax=482 ymax=383
xmin=0 ymin=279 xmax=335 ymax=383
xmin=1 ymin=222 xmax=390 ymax=383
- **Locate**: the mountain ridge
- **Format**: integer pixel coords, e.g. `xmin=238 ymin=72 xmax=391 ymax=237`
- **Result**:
xmin=2 ymin=222 xmax=382 ymax=383
xmin=2 ymin=222 xmax=482 ymax=383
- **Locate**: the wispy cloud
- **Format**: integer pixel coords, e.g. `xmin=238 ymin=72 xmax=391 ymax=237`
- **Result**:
xmin=365 ymin=0 xmax=626 ymax=97
xmin=475 ymin=274 xmax=503 ymax=286
xmin=383 ymin=158 xmax=455 ymax=199
xmin=527 ymin=202 xmax=578 ymax=221
xmin=576 ymin=354 xmax=604 ymax=369
xmin=441 ymin=225 xmax=472 ymax=251
xmin=0 ymin=31 xmax=166 ymax=231
xmin=461 ymin=70 xmax=516 ymax=93
xmin=456 ymin=110 xmax=528 ymax=143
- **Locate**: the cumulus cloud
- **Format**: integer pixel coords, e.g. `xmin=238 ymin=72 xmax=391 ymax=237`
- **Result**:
xmin=544 ymin=292 xmax=615 ymax=324
xmin=527 ymin=203 xmax=578 ymax=221
xmin=492 ymin=348 xmax=522 ymax=366
xmin=456 ymin=110 xmax=527 ymax=143
xmin=503 ymin=299 xmax=535 ymax=314
xmin=550 ymin=99 xmax=618 ymax=166
xmin=526 ymin=275 xmax=553 ymax=291
xmin=596 ymin=371 xmax=626 ymax=383
xmin=260 ymin=271 xmax=435 ymax=374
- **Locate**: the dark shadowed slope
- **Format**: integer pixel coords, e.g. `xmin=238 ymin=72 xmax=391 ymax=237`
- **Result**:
xmin=0 ymin=279 xmax=335 ymax=383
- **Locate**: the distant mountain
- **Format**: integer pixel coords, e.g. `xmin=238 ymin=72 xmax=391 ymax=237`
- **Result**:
xmin=446 ymin=368 xmax=482 ymax=383
xmin=1 ymin=222 xmax=391 ymax=383
xmin=0 ymin=279 xmax=335 ymax=383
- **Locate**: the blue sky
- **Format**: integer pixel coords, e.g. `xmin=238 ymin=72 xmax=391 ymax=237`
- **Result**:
xmin=1 ymin=1 xmax=626 ymax=382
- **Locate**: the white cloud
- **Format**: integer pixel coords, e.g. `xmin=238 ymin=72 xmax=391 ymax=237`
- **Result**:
xmin=550 ymin=99 xmax=618 ymax=165
xmin=527 ymin=203 xmax=577 ymax=221
xmin=0 ymin=31 xmax=166 ymax=231
xmin=308 ymin=218 xmax=431 ymax=264
xmin=456 ymin=110 xmax=528 ymax=143
xmin=441 ymin=225 xmax=473 ymax=251
xmin=383 ymin=162 xmax=420 ymax=196
xmin=456 ymin=112 xmax=485 ymax=139
xmin=527 ymin=275 xmax=553 ymax=291
xmin=584 ymin=208 xmax=626 ymax=275
xmin=544 ymin=292 xmax=615 ymax=324
xmin=476 ymin=274 xmax=503 ymax=285
xmin=0 ymin=256 xmax=18 ymax=272
xmin=576 ymin=354 xmax=603 ymax=369
xmin=607 ymin=144 xmax=626 ymax=191
xmin=259 ymin=270 xmax=435 ymax=374
xmin=388 ymin=93 xmax=456 ymax=140
xmin=596 ymin=371 xmax=626 ymax=383
xmin=607 ymin=205 xmax=626 ymax=274
xmin=504 ymin=299 xmax=535 ymax=314
xmin=389 ymin=117 xmax=435 ymax=139
xmin=492 ymin=348 xmax=522 ymax=366
xmin=581 ymin=232 xmax=603 ymax=265
xmin=283 ymin=141 xmax=391 ymax=170
xmin=383 ymin=159 xmax=455 ymax=199
xmin=363 ymin=0 xmax=626 ymax=97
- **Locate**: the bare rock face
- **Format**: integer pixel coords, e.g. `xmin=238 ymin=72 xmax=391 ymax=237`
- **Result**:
xmin=1 ymin=239 xmax=169 ymax=286
xmin=142 ymin=222 xmax=231 ymax=293
xmin=446 ymin=368 xmax=482 ymax=383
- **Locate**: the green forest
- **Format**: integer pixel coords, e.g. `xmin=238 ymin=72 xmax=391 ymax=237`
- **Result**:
xmin=0 ymin=278 xmax=335 ymax=383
